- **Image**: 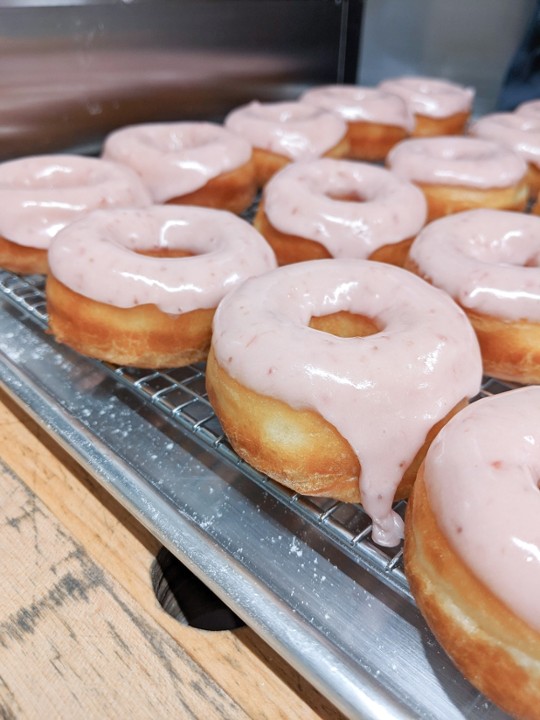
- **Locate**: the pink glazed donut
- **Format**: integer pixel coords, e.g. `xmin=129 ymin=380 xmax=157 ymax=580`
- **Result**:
xmin=224 ymin=100 xmax=349 ymax=186
xmin=470 ymin=112 xmax=540 ymax=199
xmin=299 ymin=85 xmax=413 ymax=160
xmin=387 ymin=136 xmax=529 ymax=221
xmin=0 ymin=154 xmax=151 ymax=274
xmin=102 ymin=122 xmax=257 ymax=214
xmin=378 ymin=76 xmax=475 ymax=137
xmin=254 ymin=158 xmax=427 ymax=267
xmin=405 ymin=386 xmax=540 ymax=720
xmin=47 ymin=205 xmax=277 ymax=368
xmin=406 ymin=208 xmax=540 ymax=384
xmin=206 ymin=258 xmax=482 ymax=547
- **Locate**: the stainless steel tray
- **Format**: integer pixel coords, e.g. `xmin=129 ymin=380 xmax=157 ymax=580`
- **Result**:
xmin=0 ymin=270 xmax=513 ymax=720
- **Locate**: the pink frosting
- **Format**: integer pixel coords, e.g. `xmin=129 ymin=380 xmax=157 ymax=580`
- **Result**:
xmin=387 ymin=136 xmax=527 ymax=188
xmin=224 ymin=101 xmax=347 ymax=161
xmin=48 ymin=205 xmax=277 ymax=313
xmin=211 ymin=259 xmax=482 ymax=546
xmin=0 ymin=155 xmax=151 ymax=250
xmin=409 ymin=209 xmax=540 ymax=322
xmin=300 ymin=85 xmax=414 ymax=131
xmin=102 ymin=122 xmax=253 ymax=203
xmin=378 ymin=76 xmax=475 ymax=119
xmin=424 ymin=386 xmax=540 ymax=633
xmin=470 ymin=112 xmax=540 ymax=168
xmin=262 ymin=159 xmax=427 ymax=257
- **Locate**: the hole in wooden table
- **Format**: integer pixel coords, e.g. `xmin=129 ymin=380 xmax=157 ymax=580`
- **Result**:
xmin=151 ymin=547 xmax=245 ymax=631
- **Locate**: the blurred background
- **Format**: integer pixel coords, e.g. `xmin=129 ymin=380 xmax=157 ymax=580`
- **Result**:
xmin=359 ymin=0 xmax=536 ymax=115
xmin=0 ymin=0 xmax=536 ymax=158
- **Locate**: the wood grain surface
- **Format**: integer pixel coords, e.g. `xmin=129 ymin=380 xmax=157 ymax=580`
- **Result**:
xmin=0 ymin=390 xmax=345 ymax=720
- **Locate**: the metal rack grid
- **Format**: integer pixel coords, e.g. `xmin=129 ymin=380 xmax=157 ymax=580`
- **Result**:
xmin=0 ymin=265 xmax=520 ymax=720
xmin=0 ymin=268 xmax=516 ymax=605
xmin=0 ymin=269 xmax=410 ymax=593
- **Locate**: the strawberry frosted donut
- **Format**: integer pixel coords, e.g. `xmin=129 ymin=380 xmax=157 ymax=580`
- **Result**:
xmin=378 ymin=76 xmax=475 ymax=137
xmin=254 ymin=158 xmax=427 ymax=267
xmin=102 ymin=122 xmax=257 ymax=214
xmin=224 ymin=100 xmax=349 ymax=186
xmin=387 ymin=136 xmax=528 ymax=221
xmin=299 ymin=85 xmax=413 ymax=161
xmin=206 ymin=259 xmax=482 ymax=546
xmin=405 ymin=387 xmax=540 ymax=720
xmin=47 ymin=205 xmax=277 ymax=368
xmin=469 ymin=112 xmax=540 ymax=198
xmin=406 ymin=209 xmax=540 ymax=384
xmin=0 ymin=155 xmax=150 ymax=275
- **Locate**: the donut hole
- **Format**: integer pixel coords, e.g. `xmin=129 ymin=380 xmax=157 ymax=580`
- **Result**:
xmin=326 ymin=191 xmax=367 ymax=203
xmin=135 ymin=248 xmax=194 ymax=259
xmin=309 ymin=310 xmax=380 ymax=338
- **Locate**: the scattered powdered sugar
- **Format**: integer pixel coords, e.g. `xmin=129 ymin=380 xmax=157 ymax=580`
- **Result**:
xmin=289 ymin=537 xmax=303 ymax=557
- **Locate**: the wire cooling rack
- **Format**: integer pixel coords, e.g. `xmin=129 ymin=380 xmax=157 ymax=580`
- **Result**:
xmin=0 ymin=268 xmax=517 ymax=606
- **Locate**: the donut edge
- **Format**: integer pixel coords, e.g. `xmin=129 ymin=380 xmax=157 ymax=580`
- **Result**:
xmin=404 ymin=466 xmax=540 ymax=720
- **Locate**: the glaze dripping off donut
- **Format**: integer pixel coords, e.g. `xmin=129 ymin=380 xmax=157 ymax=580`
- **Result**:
xmin=206 ymin=258 xmax=482 ymax=546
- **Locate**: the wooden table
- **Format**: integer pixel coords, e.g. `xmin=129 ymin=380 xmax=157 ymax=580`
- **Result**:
xmin=0 ymin=389 xmax=345 ymax=719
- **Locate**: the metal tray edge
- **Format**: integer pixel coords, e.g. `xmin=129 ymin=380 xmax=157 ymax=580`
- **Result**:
xmin=0 ymin=347 xmax=416 ymax=720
